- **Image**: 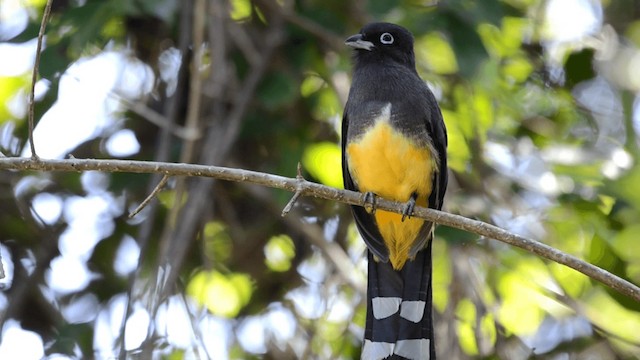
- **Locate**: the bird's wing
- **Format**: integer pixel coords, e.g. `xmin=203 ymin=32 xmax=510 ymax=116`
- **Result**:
xmin=407 ymin=89 xmax=448 ymax=258
xmin=425 ymin=89 xmax=448 ymax=212
xmin=341 ymin=108 xmax=390 ymax=262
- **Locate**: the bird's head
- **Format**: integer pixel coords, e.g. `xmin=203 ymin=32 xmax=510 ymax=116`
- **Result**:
xmin=345 ymin=22 xmax=416 ymax=69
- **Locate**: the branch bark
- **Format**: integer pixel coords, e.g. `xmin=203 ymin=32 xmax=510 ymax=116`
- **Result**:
xmin=1 ymin=156 xmax=639 ymax=302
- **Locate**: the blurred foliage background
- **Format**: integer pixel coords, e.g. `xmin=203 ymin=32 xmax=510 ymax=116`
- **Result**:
xmin=1 ymin=0 xmax=640 ymax=358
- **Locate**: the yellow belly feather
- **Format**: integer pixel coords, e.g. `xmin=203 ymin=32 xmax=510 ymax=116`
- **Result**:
xmin=347 ymin=120 xmax=434 ymax=270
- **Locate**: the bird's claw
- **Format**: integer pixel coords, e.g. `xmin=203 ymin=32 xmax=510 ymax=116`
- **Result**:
xmin=401 ymin=195 xmax=417 ymax=222
xmin=363 ymin=192 xmax=377 ymax=214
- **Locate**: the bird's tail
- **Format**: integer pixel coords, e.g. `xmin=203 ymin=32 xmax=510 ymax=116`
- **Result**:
xmin=362 ymin=241 xmax=435 ymax=360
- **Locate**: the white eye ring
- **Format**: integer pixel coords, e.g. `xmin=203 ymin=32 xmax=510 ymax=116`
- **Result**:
xmin=380 ymin=32 xmax=394 ymax=44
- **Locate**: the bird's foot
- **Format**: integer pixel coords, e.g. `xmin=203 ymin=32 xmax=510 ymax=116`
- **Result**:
xmin=401 ymin=193 xmax=418 ymax=222
xmin=362 ymin=192 xmax=377 ymax=214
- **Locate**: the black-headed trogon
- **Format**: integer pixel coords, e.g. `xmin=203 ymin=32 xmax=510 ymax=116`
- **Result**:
xmin=342 ymin=23 xmax=448 ymax=360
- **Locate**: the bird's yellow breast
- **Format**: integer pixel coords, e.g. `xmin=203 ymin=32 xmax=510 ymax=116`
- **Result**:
xmin=347 ymin=117 xmax=435 ymax=270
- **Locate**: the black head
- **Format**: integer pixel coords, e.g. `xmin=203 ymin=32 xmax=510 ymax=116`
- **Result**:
xmin=345 ymin=22 xmax=416 ymax=69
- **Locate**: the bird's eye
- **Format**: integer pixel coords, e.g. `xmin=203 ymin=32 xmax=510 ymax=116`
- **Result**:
xmin=380 ymin=33 xmax=394 ymax=45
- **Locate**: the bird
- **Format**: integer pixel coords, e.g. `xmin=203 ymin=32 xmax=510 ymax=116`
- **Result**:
xmin=342 ymin=22 xmax=448 ymax=360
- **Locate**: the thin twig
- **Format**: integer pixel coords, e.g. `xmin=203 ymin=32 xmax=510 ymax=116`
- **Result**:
xmin=0 ymin=156 xmax=639 ymax=302
xmin=128 ymin=174 xmax=170 ymax=218
xmin=282 ymin=191 xmax=302 ymax=217
xmin=28 ymin=0 xmax=54 ymax=159
xmin=179 ymin=0 xmax=206 ymax=164
xmin=282 ymin=163 xmax=305 ymax=216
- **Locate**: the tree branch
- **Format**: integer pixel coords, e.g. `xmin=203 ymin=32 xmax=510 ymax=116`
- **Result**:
xmin=0 ymin=156 xmax=639 ymax=302
xmin=27 ymin=0 xmax=54 ymax=159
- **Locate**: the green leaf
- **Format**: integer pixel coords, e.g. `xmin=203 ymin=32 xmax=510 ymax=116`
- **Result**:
xmin=432 ymin=239 xmax=451 ymax=312
xmin=187 ymin=270 xmax=253 ymax=318
xmin=203 ymin=221 xmax=233 ymax=263
xmin=501 ymin=55 xmax=533 ymax=83
xmin=611 ymin=224 xmax=640 ymax=263
xmin=311 ymin=87 xmax=341 ymax=121
xmin=584 ymin=290 xmax=640 ymax=346
xmin=440 ymin=110 xmax=471 ymax=172
xmin=302 ymin=142 xmax=343 ymax=188
xmin=416 ymin=32 xmax=458 ymax=75
xmin=230 ymin=0 xmax=252 ymax=21
xmin=264 ymin=234 xmax=296 ymax=272
xmin=496 ymin=259 xmax=549 ymax=336
xmin=455 ymin=299 xmax=479 ymax=355
xmin=477 ymin=17 xmax=529 ymax=59
xmin=300 ymin=74 xmax=325 ymax=97
xmin=0 ymin=75 xmax=30 ymax=123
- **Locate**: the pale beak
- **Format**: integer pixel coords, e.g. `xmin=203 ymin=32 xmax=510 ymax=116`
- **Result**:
xmin=345 ymin=34 xmax=374 ymax=51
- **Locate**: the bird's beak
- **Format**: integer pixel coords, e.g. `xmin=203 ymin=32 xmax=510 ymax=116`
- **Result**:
xmin=345 ymin=34 xmax=374 ymax=51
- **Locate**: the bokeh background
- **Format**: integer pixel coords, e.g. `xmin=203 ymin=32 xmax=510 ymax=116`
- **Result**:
xmin=1 ymin=0 xmax=640 ymax=358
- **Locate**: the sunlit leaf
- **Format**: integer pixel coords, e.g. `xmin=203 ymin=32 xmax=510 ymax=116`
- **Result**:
xmin=101 ymin=17 xmax=126 ymax=39
xmin=477 ymin=17 xmax=529 ymax=59
xmin=416 ymin=32 xmax=458 ymax=75
xmin=501 ymin=55 xmax=533 ymax=83
xmin=311 ymin=87 xmax=341 ymax=121
xmin=264 ymin=234 xmax=296 ymax=272
xmin=300 ymin=74 xmax=325 ymax=97
xmin=0 ymin=75 xmax=29 ymax=123
xmin=302 ymin=142 xmax=343 ymax=188
xmin=432 ymin=239 xmax=451 ymax=312
xmin=228 ymin=273 xmax=253 ymax=307
xmin=472 ymin=88 xmax=494 ymax=138
xmin=456 ymin=299 xmax=478 ymax=355
xmin=477 ymin=23 xmax=503 ymax=58
xmin=27 ymin=0 xmax=48 ymax=7
xmin=549 ymin=262 xmax=589 ymax=298
xmin=480 ymin=313 xmax=497 ymax=350
xmin=598 ymin=195 xmax=615 ymax=215
xmin=611 ymin=224 xmax=640 ymax=264
xmin=452 ymin=85 xmax=475 ymax=139
xmin=318 ymin=319 xmax=345 ymax=341
xmin=584 ymin=289 xmax=640 ymax=350
xmin=230 ymin=0 xmax=252 ymax=21
xmin=496 ymin=260 xmax=549 ymax=335
xmin=187 ymin=270 xmax=253 ymax=318
xmin=500 ymin=17 xmax=529 ymax=56
xmin=166 ymin=349 xmax=185 ymax=360
xmin=441 ymin=109 xmax=471 ymax=172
